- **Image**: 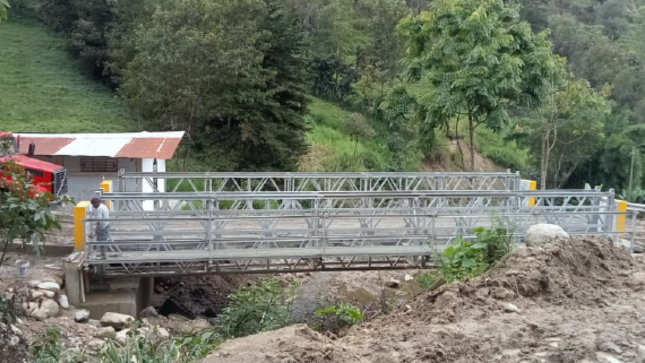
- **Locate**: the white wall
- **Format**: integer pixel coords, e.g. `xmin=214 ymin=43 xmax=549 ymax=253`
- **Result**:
xmin=32 ymin=156 xmax=140 ymax=202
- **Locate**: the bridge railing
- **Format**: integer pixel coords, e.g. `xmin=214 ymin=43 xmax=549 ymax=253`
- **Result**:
xmin=117 ymin=171 xmax=522 ymax=194
xmin=81 ymin=189 xmax=620 ymax=276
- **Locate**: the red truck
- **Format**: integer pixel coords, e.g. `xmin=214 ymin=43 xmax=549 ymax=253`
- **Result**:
xmin=0 ymin=131 xmax=68 ymax=196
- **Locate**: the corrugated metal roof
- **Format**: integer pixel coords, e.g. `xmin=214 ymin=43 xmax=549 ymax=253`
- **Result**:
xmin=15 ymin=131 xmax=184 ymax=159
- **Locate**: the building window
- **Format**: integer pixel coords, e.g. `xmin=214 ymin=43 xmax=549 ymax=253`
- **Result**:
xmin=81 ymin=157 xmax=118 ymax=172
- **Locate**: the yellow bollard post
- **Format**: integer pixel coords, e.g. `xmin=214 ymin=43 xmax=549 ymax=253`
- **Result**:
xmin=616 ymin=199 xmax=627 ymax=239
xmin=74 ymin=201 xmax=90 ymax=250
xmin=99 ymin=180 xmax=112 ymax=209
xmin=521 ymin=179 xmax=537 ymax=206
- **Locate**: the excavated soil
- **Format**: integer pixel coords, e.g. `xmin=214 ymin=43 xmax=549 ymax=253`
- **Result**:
xmin=203 ymin=237 xmax=645 ymax=363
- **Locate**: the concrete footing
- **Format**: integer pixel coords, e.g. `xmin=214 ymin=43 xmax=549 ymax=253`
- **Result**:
xmin=64 ymin=251 xmax=154 ymax=319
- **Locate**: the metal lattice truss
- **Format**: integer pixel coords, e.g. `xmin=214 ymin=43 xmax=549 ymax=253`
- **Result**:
xmin=118 ymin=171 xmax=521 ymax=193
xmin=84 ymin=189 xmax=618 ymax=277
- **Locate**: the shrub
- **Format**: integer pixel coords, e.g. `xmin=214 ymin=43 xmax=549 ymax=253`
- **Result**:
xmin=313 ymin=303 xmax=364 ymax=334
xmin=32 ymin=325 xmax=220 ymax=363
xmin=416 ymin=272 xmax=439 ymax=289
xmin=218 ymin=277 xmax=297 ymax=338
xmin=31 ymin=328 xmax=74 ymax=363
xmin=439 ymin=226 xmax=513 ymax=282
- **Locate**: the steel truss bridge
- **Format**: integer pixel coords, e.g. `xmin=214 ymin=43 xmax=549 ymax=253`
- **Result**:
xmin=83 ymin=172 xmax=621 ymax=277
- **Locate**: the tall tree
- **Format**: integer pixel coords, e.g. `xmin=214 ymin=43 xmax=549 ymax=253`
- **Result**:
xmin=520 ymin=76 xmax=611 ymax=189
xmin=398 ymin=0 xmax=561 ymax=170
xmin=229 ymin=0 xmax=309 ymax=170
xmin=120 ymin=0 xmax=267 ymax=156
xmin=121 ymin=0 xmax=309 ymax=171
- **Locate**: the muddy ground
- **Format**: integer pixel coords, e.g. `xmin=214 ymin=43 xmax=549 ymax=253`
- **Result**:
xmin=203 ymin=237 xmax=645 ymax=363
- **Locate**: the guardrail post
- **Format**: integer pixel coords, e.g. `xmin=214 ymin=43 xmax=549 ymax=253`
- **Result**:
xmin=74 ymin=201 xmax=90 ymax=251
xmin=100 ymin=180 xmax=112 ymax=210
xmin=607 ymin=189 xmax=617 ymax=241
xmin=615 ymin=199 xmax=627 ymax=240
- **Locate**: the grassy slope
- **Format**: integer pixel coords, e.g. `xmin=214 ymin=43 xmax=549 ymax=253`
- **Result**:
xmin=0 ymin=19 xmax=137 ymax=132
xmin=304 ymin=97 xmax=392 ymax=171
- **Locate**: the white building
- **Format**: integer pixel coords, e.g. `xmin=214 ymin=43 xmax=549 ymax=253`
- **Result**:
xmin=15 ymin=131 xmax=184 ymax=202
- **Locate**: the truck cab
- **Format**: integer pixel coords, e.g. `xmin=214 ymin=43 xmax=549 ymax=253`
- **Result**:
xmin=0 ymin=131 xmax=68 ymax=196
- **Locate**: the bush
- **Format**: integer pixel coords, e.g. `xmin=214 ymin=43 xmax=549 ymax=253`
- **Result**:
xmin=218 ymin=277 xmax=297 ymax=338
xmin=439 ymin=226 xmax=513 ymax=282
xmin=416 ymin=272 xmax=439 ymax=289
xmin=32 ymin=325 xmax=220 ymax=363
xmin=313 ymin=303 xmax=364 ymax=334
xmin=31 ymin=328 xmax=74 ymax=363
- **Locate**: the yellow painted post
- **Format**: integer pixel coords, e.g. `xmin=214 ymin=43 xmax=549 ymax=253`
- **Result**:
xmin=74 ymin=201 xmax=90 ymax=250
xmin=528 ymin=180 xmax=537 ymax=206
xmin=616 ymin=199 xmax=627 ymax=238
xmin=521 ymin=179 xmax=537 ymax=206
xmin=99 ymin=180 xmax=112 ymax=209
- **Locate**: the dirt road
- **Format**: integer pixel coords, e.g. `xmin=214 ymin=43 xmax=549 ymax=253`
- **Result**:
xmin=202 ymin=237 xmax=645 ymax=363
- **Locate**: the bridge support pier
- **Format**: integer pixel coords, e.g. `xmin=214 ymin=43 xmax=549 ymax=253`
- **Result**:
xmin=65 ymin=257 xmax=155 ymax=318
xmin=78 ymin=277 xmax=154 ymax=319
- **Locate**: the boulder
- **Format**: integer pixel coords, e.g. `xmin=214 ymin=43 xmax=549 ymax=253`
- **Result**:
xmin=114 ymin=329 xmax=130 ymax=346
xmin=28 ymin=280 xmax=42 ymax=288
xmin=42 ymin=298 xmax=60 ymax=317
xmin=26 ymin=302 xmax=39 ymax=314
xmin=74 ymin=309 xmax=90 ymax=323
xmin=95 ymin=326 xmax=116 ymax=340
xmin=503 ymin=303 xmax=520 ymax=313
xmin=525 ymin=224 xmax=569 ymax=247
xmin=88 ymin=319 xmax=102 ymax=328
xmin=31 ymin=308 xmax=49 ymax=321
xmin=138 ymin=306 xmax=159 ymax=318
xmin=626 ymin=272 xmax=645 ymax=292
xmin=31 ymin=291 xmax=44 ymax=301
xmin=37 ymin=282 xmax=61 ymax=294
xmin=40 ymin=290 xmax=55 ymax=298
xmin=42 ymin=276 xmax=64 ymax=287
xmin=57 ymin=295 xmax=70 ymax=310
xmin=100 ymin=312 xmax=135 ymax=330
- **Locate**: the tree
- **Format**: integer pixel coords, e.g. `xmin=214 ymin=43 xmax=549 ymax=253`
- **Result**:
xmin=397 ymin=0 xmax=561 ymax=170
xmin=342 ymin=113 xmax=376 ymax=154
xmin=520 ymin=76 xmax=611 ymax=189
xmin=121 ymin=0 xmax=309 ymax=171
xmin=229 ymin=0 xmax=309 ymax=170
xmin=0 ymin=0 xmax=9 ymax=23
xmin=0 ymin=162 xmax=63 ymax=268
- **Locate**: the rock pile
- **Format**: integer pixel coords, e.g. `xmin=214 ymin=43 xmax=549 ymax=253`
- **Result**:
xmin=22 ymin=279 xmax=69 ymax=321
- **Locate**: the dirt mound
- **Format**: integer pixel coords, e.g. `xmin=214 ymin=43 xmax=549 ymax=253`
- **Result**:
xmin=203 ymin=237 xmax=645 ymax=363
xmin=405 ymin=236 xmax=634 ymax=325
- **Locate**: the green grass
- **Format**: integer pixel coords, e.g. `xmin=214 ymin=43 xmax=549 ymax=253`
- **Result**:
xmin=303 ymin=97 xmax=392 ymax=171
xmin=0 ymin=18 xmax=137 ymax=132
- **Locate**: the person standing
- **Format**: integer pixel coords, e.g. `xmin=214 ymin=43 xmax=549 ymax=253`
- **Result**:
xmin=91 ymin=197 xmax=110 ymax=241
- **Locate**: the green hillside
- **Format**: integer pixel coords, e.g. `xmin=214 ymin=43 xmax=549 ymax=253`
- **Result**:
xmin=0 ymin=19 xmax=136 ymax=132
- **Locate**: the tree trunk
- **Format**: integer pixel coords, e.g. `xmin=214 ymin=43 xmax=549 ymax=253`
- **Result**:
xmin=454 ymin=117 xmax=465 ymax=169
xmin=468 ymin=114 xmax=475 ymax=172
xmin=540 ymin=129 xmax=549 ymax=190
xmin=0 ymin=238 xmax=11 ymax=268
